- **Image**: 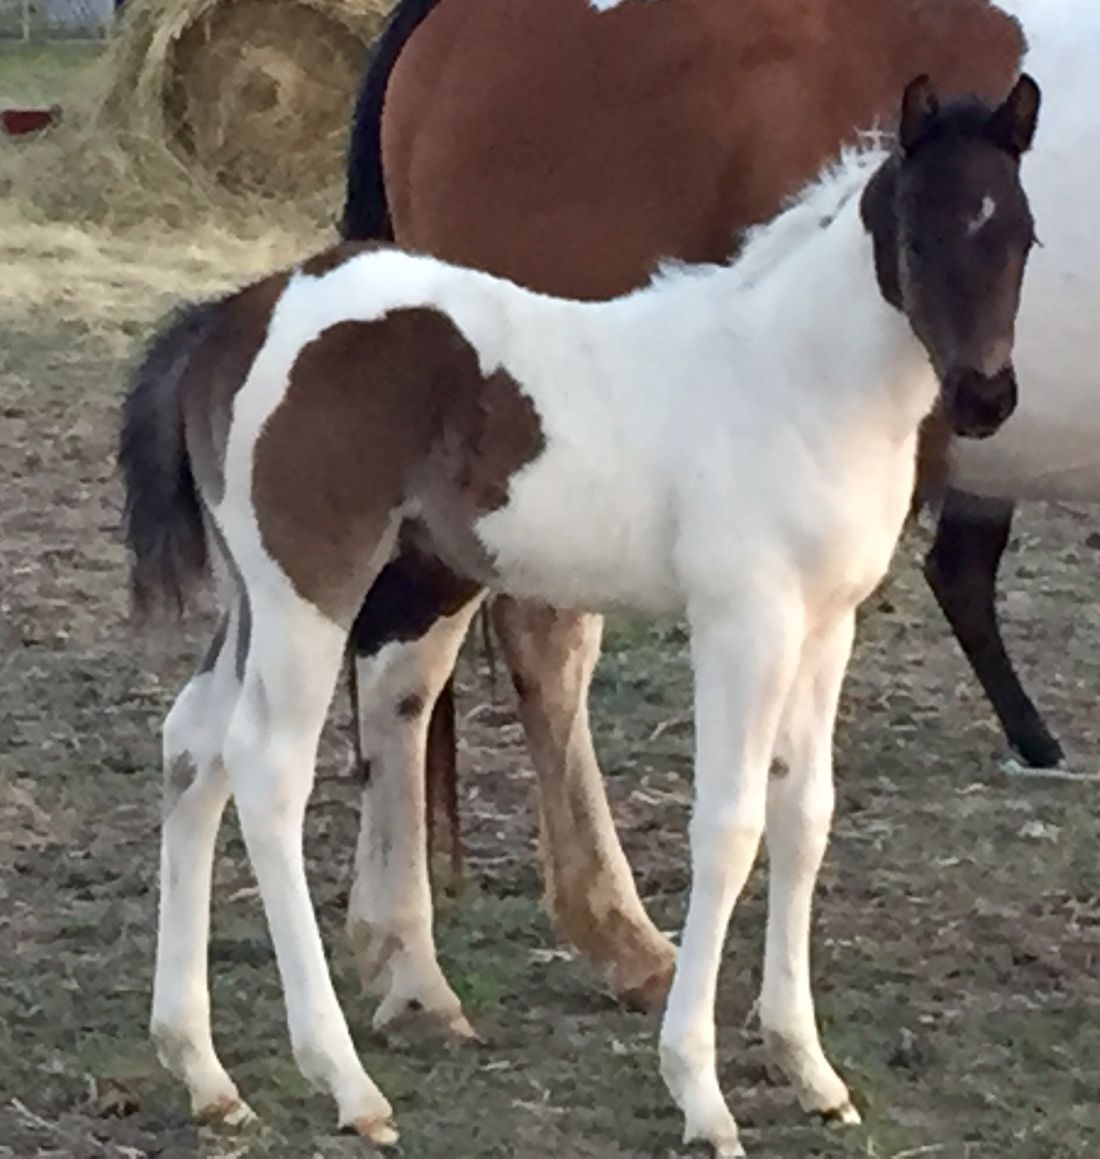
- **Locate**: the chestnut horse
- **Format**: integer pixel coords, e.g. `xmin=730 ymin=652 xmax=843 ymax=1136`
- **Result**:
xmin=339 ymin=0 xmax=1030 ymax=1031
xmin=122 ymin=77 xmax=1038 ymax=1151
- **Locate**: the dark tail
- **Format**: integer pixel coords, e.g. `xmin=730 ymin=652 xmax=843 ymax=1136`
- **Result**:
xmin=118 ymin=299 xmax=221 ymax=617
xmin=341 ymin=0 xmax=446 ymax=241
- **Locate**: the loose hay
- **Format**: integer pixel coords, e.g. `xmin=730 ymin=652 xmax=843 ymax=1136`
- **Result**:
xmin=0 ymin=0 xmax=391 ymax=230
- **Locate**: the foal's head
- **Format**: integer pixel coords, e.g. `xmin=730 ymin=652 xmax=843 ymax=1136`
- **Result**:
xmin=862 ymin=73 xmax=1041 ymax=438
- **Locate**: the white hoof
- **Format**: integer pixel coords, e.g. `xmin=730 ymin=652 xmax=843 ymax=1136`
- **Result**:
xmin=342 ymin=1112 xmax=400 ymax=1147
xmin=662 ymin=1044 xmax=742 ymax=1157
xmin=762 ymin=1029 xmax=855 ymax=1123
xmin=194 ymin=1094 xmax=257 ymax=1127
xmin=822 ymin=1100 xmax=862 ymax=1127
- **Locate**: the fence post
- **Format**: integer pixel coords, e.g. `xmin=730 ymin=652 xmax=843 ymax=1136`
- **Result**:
xmin=22 ymin=0 xmax=31 ymax=41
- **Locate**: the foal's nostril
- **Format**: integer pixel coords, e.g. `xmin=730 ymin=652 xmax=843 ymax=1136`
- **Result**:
xmin=945 ymin=366 xmax=1017 ymax=439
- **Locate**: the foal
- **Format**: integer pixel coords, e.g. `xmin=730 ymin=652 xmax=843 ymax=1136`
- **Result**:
xmin=120 ymin=77 xmax=1038 ymax=1154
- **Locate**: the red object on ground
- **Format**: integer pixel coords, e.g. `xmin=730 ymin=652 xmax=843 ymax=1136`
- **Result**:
xmin=1 ymin=107 xmax=60 ymax=136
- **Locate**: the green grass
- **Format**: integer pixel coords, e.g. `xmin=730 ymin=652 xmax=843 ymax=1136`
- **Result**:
xmin=0 ymin=40 xmax=102 ymax=105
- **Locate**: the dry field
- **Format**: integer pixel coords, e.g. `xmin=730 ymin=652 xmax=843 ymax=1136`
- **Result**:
xmin=3 ymin=43 xmax=1100 ymax=1159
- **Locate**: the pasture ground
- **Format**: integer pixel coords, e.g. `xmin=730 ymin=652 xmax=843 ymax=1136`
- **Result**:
xmin=3 ymin=44 xmax=1100 ymax=1159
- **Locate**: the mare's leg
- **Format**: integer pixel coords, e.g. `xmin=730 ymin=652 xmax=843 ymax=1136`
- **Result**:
xmin=348 ymin=594 xmax=484 ymax=1036
xmin=760 ymin=614 xmax=858 ymax=1122
xmin=224 ymin=586 xmax=393 ymax=1141
xmin=151 ymin=607 xmax=251 ymax=1124
xmin=491 ymin=597 xmax=676 ymax=1009
xmin=660 ymin=596 xmax=803 ymax=1156
xmin=923 ymin=488 xmax=1063 ymax=767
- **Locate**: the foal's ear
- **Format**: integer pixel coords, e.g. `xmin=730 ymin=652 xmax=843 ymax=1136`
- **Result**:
xmin=988 ymin=73 xmax=1041 ymax=157
xmin=899 ymin=74 xmax=939 ymax=153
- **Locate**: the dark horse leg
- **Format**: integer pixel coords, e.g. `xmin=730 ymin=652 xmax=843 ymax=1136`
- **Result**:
xmin=923 ymin=488 xmax=1064 ymax=768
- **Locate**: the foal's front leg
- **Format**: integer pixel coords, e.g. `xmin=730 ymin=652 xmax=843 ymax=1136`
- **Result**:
xmin=760 ymin=614 xmax=859 ymax=1123
xmin=660 ymin=599 xmax=803 ymax=1156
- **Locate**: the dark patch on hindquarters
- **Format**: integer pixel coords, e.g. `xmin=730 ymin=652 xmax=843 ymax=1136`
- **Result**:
xmin=254 ymin=303 xmax=547 ymax=623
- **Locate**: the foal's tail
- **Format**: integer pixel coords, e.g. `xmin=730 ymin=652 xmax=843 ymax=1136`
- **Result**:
xmin=341 ymin=0 xmax=445 ymax=241
xmin=118 ymin=299 xmax=220 ymax=617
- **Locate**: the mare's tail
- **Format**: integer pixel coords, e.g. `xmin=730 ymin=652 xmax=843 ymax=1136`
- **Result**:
xmin=341 ymin=0 xmax=446 ymax=241
xmin=118 ymin=299 xmax=221 ymax=617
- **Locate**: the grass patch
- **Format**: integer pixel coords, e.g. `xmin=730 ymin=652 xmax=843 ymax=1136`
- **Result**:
xmin=0 ymin=40 xmax=103 ymax=104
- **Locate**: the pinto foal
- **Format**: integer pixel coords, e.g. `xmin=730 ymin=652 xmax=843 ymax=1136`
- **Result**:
xmin=120 ymin=77 xmax=1039 ymax=1154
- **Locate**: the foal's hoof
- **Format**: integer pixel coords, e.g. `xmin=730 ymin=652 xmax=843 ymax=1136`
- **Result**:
xmin=194 ymin=1094 xmax=257 ymax=1127
xmin=819 ymin=1100 xmax=862 ymax=1127
xmin=344 ymin=1113 xmax=400 ymax=1148
xmin=688 ymin=1131 xmax=745 ymax=1158
xmin=683 ymin=1124 xmax=745 ymax=1158
xmin=674 ymin=1082 xmax=743 ymax=1157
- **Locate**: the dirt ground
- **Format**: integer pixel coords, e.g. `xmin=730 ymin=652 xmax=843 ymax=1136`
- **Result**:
xmin=4 ymin=87 xmax=1100 ymax=1159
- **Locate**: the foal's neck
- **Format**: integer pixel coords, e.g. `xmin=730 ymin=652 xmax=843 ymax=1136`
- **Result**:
xmin=731 ymin=169 xmax=933 ymax=437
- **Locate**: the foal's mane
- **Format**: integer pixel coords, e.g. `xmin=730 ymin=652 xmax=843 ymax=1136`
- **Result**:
xmin=650 ymin=137 xmax=891 ymax=295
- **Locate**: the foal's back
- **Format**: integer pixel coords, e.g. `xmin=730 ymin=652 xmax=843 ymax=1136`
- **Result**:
xmin=381 ymin=0 xmax=1024 ymax=295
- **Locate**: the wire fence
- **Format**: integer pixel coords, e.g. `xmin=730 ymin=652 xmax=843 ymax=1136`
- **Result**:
xmin=0 ymin=0 xmax=117 ymax=41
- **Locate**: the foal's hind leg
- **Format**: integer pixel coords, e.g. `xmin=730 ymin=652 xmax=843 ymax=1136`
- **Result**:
xmin=348 ymin=595 xmax=484 ymax=1037
xmin=224 ymin=586 xmax=394 ymax=1141
xmin=924 ymin=488 xmax=1063 ymax=768
xmin=491 ymin=597 xmax=676 ymax=1010
xmin=760 ymin=614 xmax=859 ymax=1125
xmin=151 ymin=608 xmax=252 ymax=1125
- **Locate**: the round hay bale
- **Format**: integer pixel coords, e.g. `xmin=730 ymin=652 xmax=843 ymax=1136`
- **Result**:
xmin=98 ymin=0 xmax=391 ymax=199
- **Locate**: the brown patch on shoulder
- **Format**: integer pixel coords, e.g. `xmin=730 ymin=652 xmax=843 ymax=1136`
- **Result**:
xmin=180 ymin=270 xmax=290 ymax=503
xmin=253 ymin=307 xmax=546 ymax=623
xmin=299 ymin=241 xmax=388 ymax=278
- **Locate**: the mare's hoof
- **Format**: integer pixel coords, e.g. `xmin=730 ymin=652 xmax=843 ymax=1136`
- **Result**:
xmin=611 ymin=949 xmax=677 ymax=1013
xmin=1010 ymin=731 xmax=1065 ymax=770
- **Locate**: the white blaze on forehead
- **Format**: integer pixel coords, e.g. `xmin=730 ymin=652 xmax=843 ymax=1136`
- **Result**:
xmin=589 ymin=0 xmax=649 ymax=10
xmin=967 ymin=195 xmax=998 ymax=236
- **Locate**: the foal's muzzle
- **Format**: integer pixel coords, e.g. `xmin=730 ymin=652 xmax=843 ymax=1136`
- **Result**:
xmin=943 ymin=365 xmax=1018 ymax=439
